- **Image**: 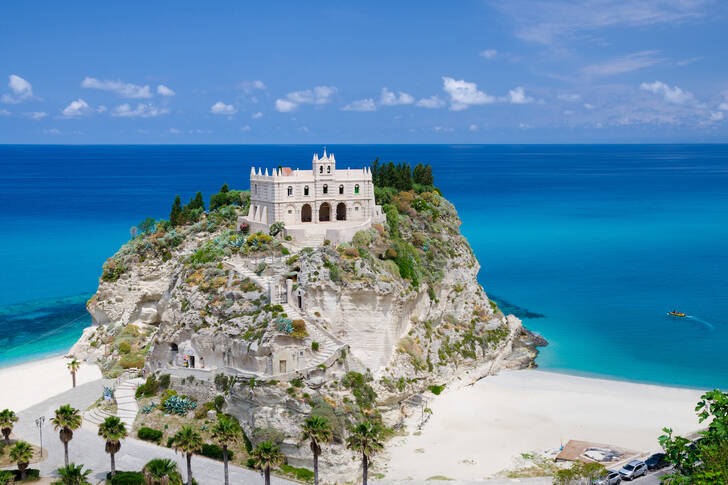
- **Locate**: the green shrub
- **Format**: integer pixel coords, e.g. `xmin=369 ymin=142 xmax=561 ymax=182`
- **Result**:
xmin=120 ymin=353 xmax=145 ymax=369
xmin=138 ymin=427 xmax=163 ymax=443
xmin=269 ymin=221 xmax=285 ymax=237
xmin=158 ymin=373 xmax=171 ymax=390
xmin=200 ymin=443 xmax=234 ymax=461
xmin=428 ymin=384 xmax=446 ymax=395
xmin=0 ymin=471 xmax=13 ymax=485
xmin=109 ymin=471 xmax=145 ymax=485
xmin=101 ymin=258 xmax=126 ymax=282
xmin=118 ymin=341 xmax=131 ymax=354
xmin=311 ymin=341 xmax=320 ymax=352
xmin=352 ymin=230 xmax=372 ymax=247
xmin=341 ymin=371 xmax=377 ymax=410
xmin=281 ymin=464 xmax=314 ymax=483
xmin=11 ymin=468 xmax=39 ymax=481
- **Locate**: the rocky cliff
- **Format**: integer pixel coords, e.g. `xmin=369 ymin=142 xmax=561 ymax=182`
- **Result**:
xmin=70 ymin=188 xmax=544 ymax=482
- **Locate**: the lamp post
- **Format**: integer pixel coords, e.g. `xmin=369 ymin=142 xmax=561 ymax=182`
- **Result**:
xmin=34 ymin=416 xmax=45 ymax=458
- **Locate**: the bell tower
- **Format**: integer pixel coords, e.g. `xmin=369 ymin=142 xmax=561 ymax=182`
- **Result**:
xmin=312 ymin=148 xmax=335 ymax=179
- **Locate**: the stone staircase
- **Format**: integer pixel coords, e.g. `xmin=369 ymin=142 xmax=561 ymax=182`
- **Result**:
xmin=83 ymin=376 xmax=144 ymax=430
xmin=281 ymin=301 xmax=339 ymax=366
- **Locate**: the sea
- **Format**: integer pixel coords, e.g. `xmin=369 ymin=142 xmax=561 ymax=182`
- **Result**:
xmin=1 ymin=145 xmax=726 ymax=390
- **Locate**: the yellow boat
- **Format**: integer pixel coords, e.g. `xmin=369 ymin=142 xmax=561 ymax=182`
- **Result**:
xmin=668 ymin=310 xmax=686 ymax=317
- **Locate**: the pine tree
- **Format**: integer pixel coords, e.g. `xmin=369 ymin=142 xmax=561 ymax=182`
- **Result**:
xmin=189 ymin=191 xmax=205 ymax=211
xmin=423 ymin=164 xmax=434 ymax=186
xmin=170 ymin=195 xmax=182 ymax=226
xmin=384 ymin=162 xmax=396 ymax=188
xmin=220 ymin=183 xmax=229 ymax=193
xmin=371 ymin=158 xmax=380 ymax=186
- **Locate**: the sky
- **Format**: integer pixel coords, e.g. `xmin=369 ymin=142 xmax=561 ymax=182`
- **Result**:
xmin=1 ymin=0 xmax=727 ymax=143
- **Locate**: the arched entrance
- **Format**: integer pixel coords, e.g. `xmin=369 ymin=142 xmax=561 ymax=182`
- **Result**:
xmin=336 ymin=202 xmax=347 ymax=221
xmin=301 ymin=204 xmax=312 ymax=223
xmin=319 ymin=202 xmax=331 ymax=222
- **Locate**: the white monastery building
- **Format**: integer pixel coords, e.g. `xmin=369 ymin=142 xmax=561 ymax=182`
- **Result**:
xmin=239 ymin=149 xmax=384 ymax=245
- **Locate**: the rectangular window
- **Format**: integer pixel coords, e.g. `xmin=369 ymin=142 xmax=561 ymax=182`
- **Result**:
xmin=279 ymin=360 xmax=287 ymax=373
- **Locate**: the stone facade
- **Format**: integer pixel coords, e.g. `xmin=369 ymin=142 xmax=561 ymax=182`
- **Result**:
xmin=239 ymin=149 xmax=384 ymax=243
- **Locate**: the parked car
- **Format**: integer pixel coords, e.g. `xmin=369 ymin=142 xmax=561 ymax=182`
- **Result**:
xmin=619 ymin=460 xmax=647 ymax=480
xmin=593 ymin=470 xmax=622 ymax=484
xmin=645 ymin=452 xmax=668 ymax=470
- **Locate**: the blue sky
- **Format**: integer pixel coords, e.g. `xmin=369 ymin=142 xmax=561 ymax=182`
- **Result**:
xmin=1 ymin=0 xmax=727 ymax=143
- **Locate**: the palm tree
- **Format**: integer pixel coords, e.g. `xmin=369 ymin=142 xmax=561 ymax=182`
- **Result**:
xmin=0 ymin=409 xmax=19 ymax=445
xmin=172 ymin=425 xmax=202 ymax=485
xmin=54 ymin=463 xmax=92 ymax=485
xmin=98 ymin=416 xmax=127 ymax=477
xmin=142 ymin=458 xmax=179 ymax=485
xmin=251 ymin=440 xmax=283 ymax=485
xmin=9 ymin=440 xmax=34 ymax=481
xmin=346 ymin=420 xmax=384 ymax=485
xmin=51 ymin=404 xmax=81 ymax=466
xmin=300 ymin=415 xmax=332 ymax=485
xmin=66 ymin=359 xmax=81 ymax=388
xmin=211 ymin=416 xmax=240 ymax=485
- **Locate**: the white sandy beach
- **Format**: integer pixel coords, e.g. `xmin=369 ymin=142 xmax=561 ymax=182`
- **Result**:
xmin=384 ymin=369 xmax=705 ymax=481
xmin=0 ymin=355 xmax=102 ymax=412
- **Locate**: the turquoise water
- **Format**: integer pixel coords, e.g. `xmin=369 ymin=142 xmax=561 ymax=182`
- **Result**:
xmin=1 ymin=145 xmax=726 ymax=389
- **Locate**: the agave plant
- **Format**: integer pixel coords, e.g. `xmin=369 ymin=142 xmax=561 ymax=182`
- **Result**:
xmin=162 ymin=395 xmax=197 ymax=415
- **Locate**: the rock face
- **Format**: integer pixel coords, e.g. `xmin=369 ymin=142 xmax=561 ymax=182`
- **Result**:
xmin=70 ymin=190 xmax=545 ymax=482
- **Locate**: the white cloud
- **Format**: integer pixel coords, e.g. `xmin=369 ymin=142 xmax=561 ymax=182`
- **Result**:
xmin=169 ymin=128 xmax=181 ymax=134
xmin=480 ymin=49 xmax=498 ymax=59
xmin=62 ymin=99 xmax=92 ymax=118
xmin=582 ymin=51 xmax=662 ymax=77
xmin=157 ymin=84 xmax=175 ymax=96
xmin=584 ymin=103 xmax=596 ymax=110
xmin=275 ymin=86 xmax=337 ymax=112
xmin=275 ymin=99 xmax=297 ymax=112
xmin=297 ymin=126 xmax=310 ymax=133
xmin=43 ymin=128 xmax=61 ymax=135
xmin=1 ymin=74 xmax=34 ymax=104
xmin=494 ymin=1 xmax=709 ymax=45
xmin=640 ymin=80 xmax=695 ymax=105
xmin=23 ymin=111 xmax=47 ymax=120
xmin=441 ymin=76 xmax=496 ymax=111
xmin=112 ymin=103 xmax=169 ymax=118
xmin=97 ymin=105 xmax=108 ymax=113
xmin=710 ymin=111 xmax=724 ymax=121
xmin=380 ymin=88 xmax=414 ymax=106
xmin=719 ymin=103 xmax=728 ymax=111
xmin=558 ymin=93 xmax=581 ymax=102
xmin=251 ymin=111 xmax=263 ymax=119
xmin=433 ymin=126 xmax=454 ymax=132
xmin=416 ymin=96 xmax=446 ymax=108
xmin=210 ymin=101 xmax=237 ymax=115
xmin=343 ymin=98 xmax=377 ymax=112
xmin=240 ymin=80 xmax=267 ymax=93
xmin=241 ymin=125 xmax=252 ymax=132
xmin=469 ymin=124 xmax=479 ymax=131
xmin=0 ymin=109 xmax=11 ymax=116
xmin=81 ymin=77 xmax=152 ymax=98
xmin=506 ymin=86 xmax=534 ymax=104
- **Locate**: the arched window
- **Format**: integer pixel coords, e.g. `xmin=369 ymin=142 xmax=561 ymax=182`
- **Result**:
xmin=323 ymin=184 xmax=328 ymax=194
xmin=327 ymin=165 xmax=331 ymax=173
xmin=319 ymin=166 xmax=323 ymax=174
xmin=339 ymin=184 xmax=344 ymax=195
xmin=287 ymin=186 xmax=293 ymax=196
xmin=254 ymin=184 xmax=257 ymax=194
xmin=355 ymin=184 xmax=360 ymax=194
xmin=304 ymin=185 xmax=309 ymax=196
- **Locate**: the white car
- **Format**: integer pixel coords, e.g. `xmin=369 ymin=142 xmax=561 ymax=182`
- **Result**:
xmin=619 ymin=460 xmax=647 ymax=480
xmin=593 ymin=470 xmax=621 ymax=485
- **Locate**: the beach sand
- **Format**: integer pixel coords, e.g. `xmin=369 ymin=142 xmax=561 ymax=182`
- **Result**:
xmin=383 ymin=369 xmax=706 ymax=481
xmin=0 ymin=355 xmax=102 ymax=412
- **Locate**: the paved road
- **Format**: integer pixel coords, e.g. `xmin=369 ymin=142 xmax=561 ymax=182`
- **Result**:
xmin=8 ymin=379 xmax=296 ymax=485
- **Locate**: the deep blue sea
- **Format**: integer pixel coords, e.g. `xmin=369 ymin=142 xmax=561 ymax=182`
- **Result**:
xmin=1 ymin=145 xmax=727 ymax=389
